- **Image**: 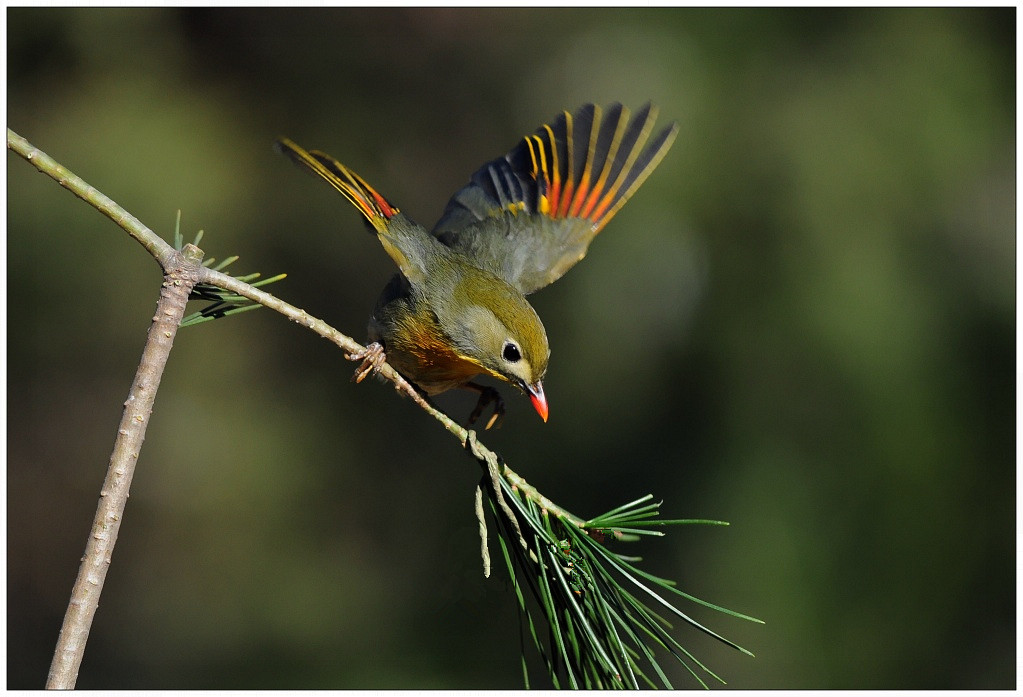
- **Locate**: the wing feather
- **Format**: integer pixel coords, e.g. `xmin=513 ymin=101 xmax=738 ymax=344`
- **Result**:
xmin=432 ymin=102 xmax=678 ymax=294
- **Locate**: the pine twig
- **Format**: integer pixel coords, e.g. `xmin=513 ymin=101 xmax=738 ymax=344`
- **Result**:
xmin=7 ymin=128 xmax=176 ymax=266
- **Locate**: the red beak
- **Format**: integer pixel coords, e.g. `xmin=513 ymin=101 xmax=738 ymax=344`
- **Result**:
xmin=527 ymin=381 xmax=549 ymax=423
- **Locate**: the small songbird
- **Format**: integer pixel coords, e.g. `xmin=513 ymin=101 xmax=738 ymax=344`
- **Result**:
xmin=278 ymin=102 xmax=677 ymax=427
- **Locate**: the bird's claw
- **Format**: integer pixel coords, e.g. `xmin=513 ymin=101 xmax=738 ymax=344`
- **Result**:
xmin=347 ymin=342 xmax=386 ymax=383
xmin=467 ymin=385 xmax=506 ymax=430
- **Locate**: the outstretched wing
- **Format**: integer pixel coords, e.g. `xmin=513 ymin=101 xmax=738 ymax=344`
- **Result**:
xmin=431 ymin=103 xmax=678 ymax=295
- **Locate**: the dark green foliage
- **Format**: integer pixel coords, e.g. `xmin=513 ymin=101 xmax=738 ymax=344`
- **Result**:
xmin=489 ymin=485 xmax=762 ymax=688
xmin=173 ymin=217 xmax=287 ymax=328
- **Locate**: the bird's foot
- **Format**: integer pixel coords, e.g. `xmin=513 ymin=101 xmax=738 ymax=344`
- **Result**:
xmin=464 ymin=382 xmax=506 ymax=430
xmin=347 ymin=342 xmax=387 ymax=383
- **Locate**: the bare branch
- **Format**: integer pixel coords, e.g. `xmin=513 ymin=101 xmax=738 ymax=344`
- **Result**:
xmin=7 ymin=128 xmax=174 ymax=265
xmin=45 ymin=245 xmax=204 ymax=689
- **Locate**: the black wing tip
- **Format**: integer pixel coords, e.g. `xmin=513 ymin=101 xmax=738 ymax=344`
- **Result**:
xmin=558 ymin=100 xmax=675 ymax=139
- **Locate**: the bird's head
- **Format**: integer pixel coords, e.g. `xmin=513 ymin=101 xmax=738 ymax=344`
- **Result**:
xmin=448 ymin=272 xmax=551 ymax=422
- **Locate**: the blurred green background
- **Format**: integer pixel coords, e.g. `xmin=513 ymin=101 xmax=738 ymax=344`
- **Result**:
xmin=7 ymin=7 xmax=1014 ymax=689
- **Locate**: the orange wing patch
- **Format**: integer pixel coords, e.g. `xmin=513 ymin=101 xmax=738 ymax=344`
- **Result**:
xmin=522 ymin=103 xmax=678 ymax=233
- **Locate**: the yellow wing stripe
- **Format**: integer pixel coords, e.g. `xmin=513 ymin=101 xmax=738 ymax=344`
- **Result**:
xmin=589 ymin=106 xmax=656 ymax=228
xmin=594 ymin=108 xmax=677 ymax=233
xmin=582 ymin=105 xmax=630 ymax=220
xmin=557 ymin=109 xmax=576 ymax=219
xmin=542 ymin=125 xmax=561 ymax=216
xmin=524 ymin=135 xmax=540 ymax=176
xmin=516 ymin=104 xmax=676 ymax=233
xmin=567 ymin=103 xmax=600 ymax=218
xmin=524 ymin=134 xmax=551 ymax=215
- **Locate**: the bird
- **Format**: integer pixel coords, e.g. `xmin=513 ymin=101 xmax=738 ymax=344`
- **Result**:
xmin=277 ymin=102 xmax=678 ymax=428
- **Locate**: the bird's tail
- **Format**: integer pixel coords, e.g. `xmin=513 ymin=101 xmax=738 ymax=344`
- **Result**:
xmin=276 ymin=138 xmax=398 ymax=233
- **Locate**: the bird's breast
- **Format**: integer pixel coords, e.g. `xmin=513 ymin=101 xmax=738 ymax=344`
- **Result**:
xmin=370 ymin=300 xmax=486 ymax=395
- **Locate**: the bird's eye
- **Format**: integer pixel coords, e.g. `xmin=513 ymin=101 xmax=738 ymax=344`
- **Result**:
xmin=502 ymin=340 xmax=521 ymax=363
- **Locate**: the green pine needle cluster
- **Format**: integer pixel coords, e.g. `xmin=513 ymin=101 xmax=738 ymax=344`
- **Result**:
xmin=488 ymin=484 xmax=761 ymax=689
xmin=173 ymin=214 xmax=286 ymax=328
